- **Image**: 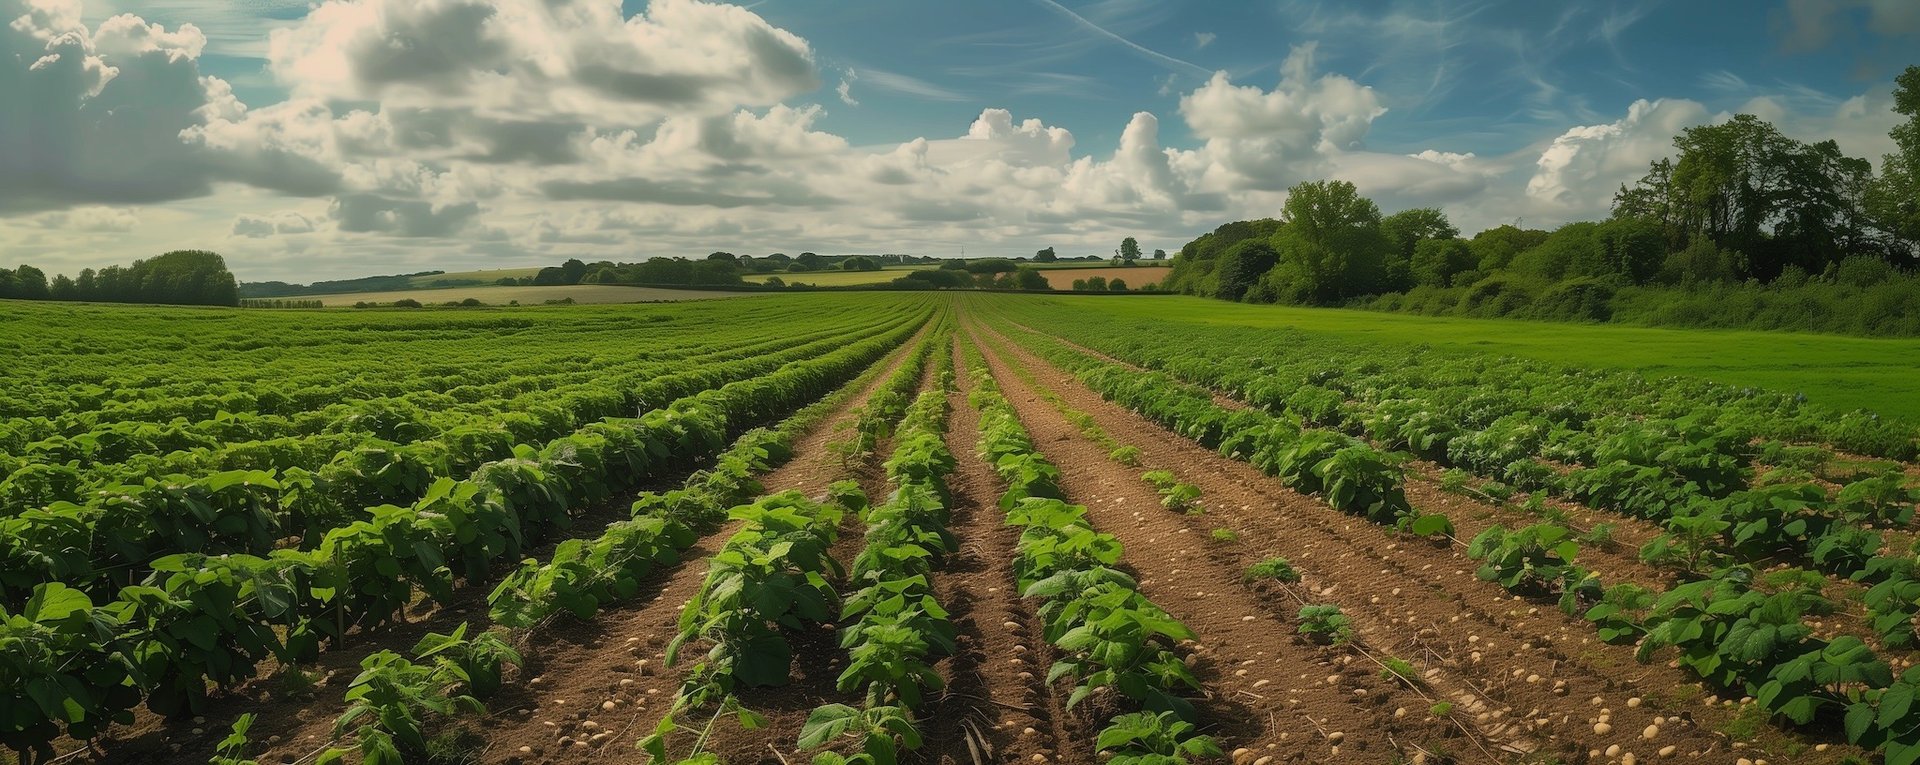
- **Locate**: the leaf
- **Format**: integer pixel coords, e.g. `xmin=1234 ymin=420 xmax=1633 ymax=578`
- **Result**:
xmin=26 ymin=582 xmax=92 ymax=623
xmin=799 ymin=704 xmax=863 ymax=750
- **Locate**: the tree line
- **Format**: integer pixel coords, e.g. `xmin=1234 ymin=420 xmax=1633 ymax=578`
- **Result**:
xmin=1161 ymin=66 xmax=1920 ymax=336
xmin=0 ymin=251 xmax=239 ymax=307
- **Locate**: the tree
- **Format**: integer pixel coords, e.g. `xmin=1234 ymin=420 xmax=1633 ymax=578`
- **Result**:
xmin=1267 ymin=180 xmax=1391 ymax=303
xmin=964 ymin=258 xmax=1018 ymax=274
xmin=12 ymin=264 xmax=49 ymax=300
xmin=1084 ymin=276 xmax=1109 ymax=291
xmin=841 ymin=256 xmax=881 ymax=271
xmin=49 ymin=274 xmax=76 ymax=301
xmin=795 ymin=252 xmax=825 ymax=270
xmin=1381 ymin=209 xmax=1458 ymax=260
xmin=707 ymin=252 xmax=738 ymax=263
xmin=1866 ymin=65 xmax=1920 ymax=255
xmin=1212 ymin=239 xmax=1279 ymax=301
xmin=560 ymin=258 xmax=588 ymax=283
xmin=1152 ymin=249 xmax=1167 ymax=260
xmin=532 ymin=267 xmax=570 ymax=286
xmin=1470 ymin=225 xmax=1551 ymax=272
xmin=1035 ymin=247 xmax=1058 ymax=263
xmin=1119 ymin=237 xmax=1142 ymax=262
xmin=1410 ymin=239 xmax=1475 ymax=287
xmin=1107 ymin=279 xmax=1129 ymax=292
xmin=1012 ymin=267 xmax=1051 ymax=291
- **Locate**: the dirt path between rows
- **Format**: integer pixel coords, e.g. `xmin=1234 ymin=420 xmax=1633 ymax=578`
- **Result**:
xmin=914 ymin=339 xmax=1081 ymax=765
xmin=969 ymin=319 xmax=1849 ymax=765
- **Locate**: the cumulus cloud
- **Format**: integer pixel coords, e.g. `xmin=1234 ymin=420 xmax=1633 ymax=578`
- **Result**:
xmin=267 ymin=0 xmax=816 ymax=122
xmin=1177 ymin=44 xmax=1387 ymax=191
xmin=1523 ymin=98 xmax=1711 ymax=212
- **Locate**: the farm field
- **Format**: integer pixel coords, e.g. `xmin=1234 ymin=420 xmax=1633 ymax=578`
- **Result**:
xmin=1033 ymin=264 xmax=1169 ymax=289
xmin=1017 ymin=294 xmax=1920 ymax=421
xmin=5 ymin=292 xmax=1920 ymax=765
xmin=310 ymin=284 xmax=754 ymax=306
xmin=743 ymin=261 xmax=1173 ymax=287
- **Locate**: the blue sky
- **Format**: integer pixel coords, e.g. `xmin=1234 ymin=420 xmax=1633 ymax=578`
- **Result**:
xmin=3 ymin=0 xmax=1914 ymax=280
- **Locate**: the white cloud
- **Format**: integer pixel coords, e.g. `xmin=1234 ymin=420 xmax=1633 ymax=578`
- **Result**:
xmin=1524 ymin=98 xmax=1710 ymax=212
xmin=1193 ymin=31 xmax=1215 ymax=49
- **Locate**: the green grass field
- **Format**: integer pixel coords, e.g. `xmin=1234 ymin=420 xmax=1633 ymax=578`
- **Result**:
xmin=315 ymin=284 xmax=751 ymax=306
xmin=1001 ymin=294 xmax=1920 ymax=420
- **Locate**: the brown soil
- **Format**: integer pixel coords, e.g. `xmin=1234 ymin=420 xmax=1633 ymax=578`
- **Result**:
xmin=967 ymin=319 xmax=1854 ymax=765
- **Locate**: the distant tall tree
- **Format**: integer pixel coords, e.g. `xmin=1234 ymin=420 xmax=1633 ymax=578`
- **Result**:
xmin=1119 ymin=237 xmax=1142 ymax=262
xmin=560 ymin=258 xmax=588 ymax=283
xmin=1267 ymin=180 xmax=1391 ymax=303
xmin=12 ymin=264 xmax=49 ymax=300
xmin=707 ymin=252 xmax=738 ymax=263
xmin=1152 ymin=248 xmax=1167 ymax=260
xmin=1380 ymin=208 xmax=1458 ymax=290
xmin=48 ymin=273 xmax=76 ymax=301
xmin=841 ymin=255 xmax=881 ymax=271
xmin=1867 ymin=65 xmax=1920 ymax=256
xmin=795 ymin=252 xmax=825 ymax=270
xmin=1035 ymin=246 xmax=1058 ymax=263
xmin=1012 ymin=267 xmax=1051 ymax=290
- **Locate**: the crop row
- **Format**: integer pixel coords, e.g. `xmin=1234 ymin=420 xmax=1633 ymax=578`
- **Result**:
xmin=0 ymin=298 xmax=878 ymax=421
xmin=986 ymin=317 xmax=1920 ymax=655
xmin=243 ymin=323 xmax=944 ymax=765
xmin=0 ymin=319 xmax=922 ymax=762
xmin=487 ymin=322 xmax=943 ymax=631
xmin=964 ymin=339 xmax=1223 ymax=763
xmin=1468 ymin=520 xmax=1920 ymax=764
xmin=799 ymin=331 xmax=963 ymax=764
xmin=983 ymin=299 xmax=1917 ymax=463
xmin=0 ymin=313 xmax=928 ymax=608
xmin=977 ymin=327 xmax=1454 ymax=538
xmin=0 ymin=309 xmax=919 ymax=520
xmin=982 ymin=316 xmax=1920 ymax=761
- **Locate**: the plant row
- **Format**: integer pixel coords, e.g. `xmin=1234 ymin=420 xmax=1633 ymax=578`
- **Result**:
xmin=486 ymin=325 xmax=941 ymax=631
xmin=985 ymin=298 xmax=1916 ymax=462
xmin=0 ymin=314 xmax=925 ymax=603
xmin=982 ymin=329 xmax=1453 ymax=538
xmin=641 ymin=489 xmax=859 ymax=764
xmin=0 ymin=321 xmax=920 ymax=762
xmin=1467 ymin=522 xmax=1920 ymax=765
xmin=0 ymin=304 xmax=913 ymax=502
xmin=965 ymin=341 xmax=1222 ymax=764
xmin=801 ymin=333 xmax=963 ymax=765
xmin=991 ymin=319 xmax=1920 ymax=652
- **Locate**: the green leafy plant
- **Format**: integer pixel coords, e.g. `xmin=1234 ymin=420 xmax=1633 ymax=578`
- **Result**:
xmin=796 ymin=705 xmax=921 ymax=765
xmin=1095 ymin=711 xmax=1223 ymax=764
xmin=1110 ymin=446 xmax=1142 ymax=466
xmin=1246 ymin=557 xmax=1300 ymax=583
xmin=1210 ymin=528 xmax=1239 ymax=543
xmin=1297 ymin=604 xmax=1352 ymax=644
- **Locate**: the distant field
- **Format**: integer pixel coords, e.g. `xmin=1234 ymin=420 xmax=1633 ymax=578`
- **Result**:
xmin=745 ymin=269 xmax=901 ymax=286
xmin=408 ymin=267 xmax=543 ymax=286
xmin=1036 ymin=265 xmax=1169 ymax=289
xmin=745 ymin=262 xmax=1173 ymax=288
xmin=1002 ymin=294 xmax=1920 ymax=419
xmin=315 ymin=285 xmax=751 ymax=306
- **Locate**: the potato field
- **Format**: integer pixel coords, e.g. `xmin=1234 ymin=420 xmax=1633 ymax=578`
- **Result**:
xmin=4 ymin=293 xmax=1919 ymax=765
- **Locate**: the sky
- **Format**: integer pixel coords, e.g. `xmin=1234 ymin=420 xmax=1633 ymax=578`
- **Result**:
xmin=1 ymin=0 xmax=1916 ymax=282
